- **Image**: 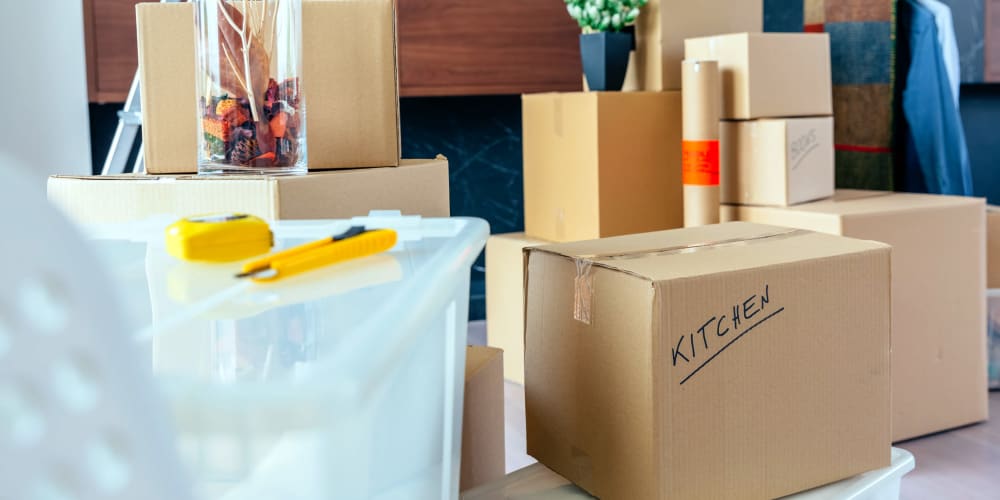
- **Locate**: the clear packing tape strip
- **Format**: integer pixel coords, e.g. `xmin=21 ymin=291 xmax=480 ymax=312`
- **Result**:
xmin=570 ymin=228 xmax=810 ymax=325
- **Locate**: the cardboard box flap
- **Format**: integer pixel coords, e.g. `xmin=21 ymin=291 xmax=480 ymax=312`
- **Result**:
xmin=528 ymin=222 xmax=889 ymax=282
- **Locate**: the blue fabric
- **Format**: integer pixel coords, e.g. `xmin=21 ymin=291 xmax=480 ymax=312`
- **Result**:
xmin=763 ymin=0 xmax=803 ymax=32
xmin=827 ymin=22 xmax=894 ymax=85
xmin=901 ymin=0 xmax=974 ymax=195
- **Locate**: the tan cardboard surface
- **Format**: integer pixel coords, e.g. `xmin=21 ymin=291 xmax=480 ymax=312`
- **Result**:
xmin=525 ymin=222 xmax=891 ymax=499
xmin=635 ymin=0 xmax=763 ymax=90
xmin=485 ymin=233 xmax=550 ymax=384
xmin=988 ymin=206 xmax=1000 ymax=289
xmin=462 ymin=346 xmax=505 ymax=492
xmin=685 ymin=33 xmax=833 ymax=119
xmin=48 ymin=159 xmax=449 ymax=225
xmin=720 ymin=117 xmax=834 ymax=206
xmin=137 ymin=1 xmax=400 ymax=174
xmin=522 ymin=92 xmax=683 ymax=242
xmin=723 ymin=190 xmax=988 ymax=441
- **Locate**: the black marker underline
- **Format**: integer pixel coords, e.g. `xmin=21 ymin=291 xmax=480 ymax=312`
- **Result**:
xmin=678 ymin=307 xmax=786 ymax=386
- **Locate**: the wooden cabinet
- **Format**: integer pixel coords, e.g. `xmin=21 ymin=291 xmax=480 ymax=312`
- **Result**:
xmin=83 ymin=0 xmax=144 ymax=103
xmin=396 ymin=0 xmax=582 ymax=96
xmin=83 ymin=0 xmax=583 ymax=102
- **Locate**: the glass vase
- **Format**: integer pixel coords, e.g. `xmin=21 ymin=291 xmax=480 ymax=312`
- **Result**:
xmin=195 ymin=0 xmax=306 ymax=175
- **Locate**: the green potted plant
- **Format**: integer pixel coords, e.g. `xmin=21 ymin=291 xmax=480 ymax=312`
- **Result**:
xmin=565 ymin=0 xmax=646 ymax=91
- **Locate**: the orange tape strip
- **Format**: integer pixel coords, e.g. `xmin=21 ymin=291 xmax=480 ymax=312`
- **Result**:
xmin=682 ymin=140 xmax=720 ymax=186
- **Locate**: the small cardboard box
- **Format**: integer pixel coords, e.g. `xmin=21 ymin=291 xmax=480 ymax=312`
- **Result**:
xmin=723 ymin=191 xmax=988 ymax=441
xmin=634 ymin=0 xmax=763 ymax=90
xmin=525 ymin=222 xmax=891 ymax=499
xmin=462 ymin=346 xmax=506 ymax=492
xmin=47 ymin=158 xmax=449 ymax=225
xmin=987 ymin=206 xmax=1000 ymax=289
xmin=522 ymin=91 xmax=683 ymax=242
xmin=486 ymin=233 xmax=550 ymax=384
xmin=685 ymin=33 xmax=833 ymax=120
xmin=720 ymin=116 xmax=835 ymax=206
xmin=136 ymin=0 xmax=400 ymax=174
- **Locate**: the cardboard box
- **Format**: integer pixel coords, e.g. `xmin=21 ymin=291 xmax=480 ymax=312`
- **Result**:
xmin=462 ymin=346 xmax=506 ymax=492
xmin=525 ymin=222 xmax=891 ymax=499
xmin=634 ymin=0 xmax=763 ymax=90
xmin=522 ymin=92 xmax=683 ymax=242
xmin=137 ymin=1 xmax=400 ymax=174
xmin=486 ymin=233 xmax=550 ymax=384
xmin=685 ymin=33 xmax=833 ymax=120
xmin=47 ymin=158 xmax=449 ymax=225
xmin=987 ymin=206 xmax=1000 ymax=289
xmin=722 ymin=191 xmax=988 ymax=441
xmin=720 ymin=116 xmax=835 ymax=206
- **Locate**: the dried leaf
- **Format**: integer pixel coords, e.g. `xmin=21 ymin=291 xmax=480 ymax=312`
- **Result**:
xmin=216 ymin=1 xmax=271 ymax=124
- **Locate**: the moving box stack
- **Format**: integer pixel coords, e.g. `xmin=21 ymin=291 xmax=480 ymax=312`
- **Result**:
xmin=484 ymin=15 xmax=987 ymax=500
xmin=46 ymin=0 xmax=452 ymax=225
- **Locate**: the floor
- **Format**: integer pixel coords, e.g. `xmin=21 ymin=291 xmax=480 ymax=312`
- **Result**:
xmin=468 ymin=321 xmax=1000 ymax=499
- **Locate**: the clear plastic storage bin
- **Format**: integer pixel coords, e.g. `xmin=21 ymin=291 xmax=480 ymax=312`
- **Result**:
xmin=88 ymin=215 xmax=490 ymax=500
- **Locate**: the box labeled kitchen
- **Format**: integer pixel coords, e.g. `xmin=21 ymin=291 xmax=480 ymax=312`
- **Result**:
xmin=525 ymin=222 xmax=891 ymax=499
xmin=635 ymin=0 xmax=763 ymax=90
xmin=137 ymin=0 xmax=400 ymax=174
xmin=522 ymin=91 xmax=683 ymax=242
xmin=485 ymin=233 xmax=550 ymax=384
xmin=723 ymin=190 xmax=987 ymax=441
xmin=48 ymin=159 xmax=449 ymax=225
xmin=720 ymin=116 xmax=835 ymax=206
xmin=685 ymin=33 xmax=833 ymax=120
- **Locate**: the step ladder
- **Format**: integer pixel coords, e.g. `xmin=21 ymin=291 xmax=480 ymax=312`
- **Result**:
xmin=101 ymin=0 xmax=186 ymax=176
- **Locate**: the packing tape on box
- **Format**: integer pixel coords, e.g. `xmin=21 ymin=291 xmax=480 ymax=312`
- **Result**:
xmin=570 ymin=228 xmax=809 ymax=325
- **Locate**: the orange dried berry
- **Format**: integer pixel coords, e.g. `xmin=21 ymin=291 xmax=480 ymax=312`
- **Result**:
xmin=202 ymin=117 xmax=231 ymax=142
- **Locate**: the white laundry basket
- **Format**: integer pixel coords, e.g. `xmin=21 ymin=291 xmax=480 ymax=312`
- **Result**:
xmin=86 ymin=215 xmax=490 ymax=500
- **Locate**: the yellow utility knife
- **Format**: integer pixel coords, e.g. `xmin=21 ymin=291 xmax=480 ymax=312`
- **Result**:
xmin=236 ymin=226 xmax=398 ymax=283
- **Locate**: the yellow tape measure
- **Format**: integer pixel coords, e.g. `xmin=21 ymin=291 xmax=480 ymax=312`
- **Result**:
xmin=166 ymin=214 xmax=273 ymax=263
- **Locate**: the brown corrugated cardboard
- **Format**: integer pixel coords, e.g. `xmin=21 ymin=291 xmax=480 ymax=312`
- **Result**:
xmin=635 ymin=0 xmax=763 ymax=90
xmin=462 ymin=346 xmax=505 ymax=492
xmin=524 ymin=222 xmax=891 ymax=499
xmin=485 ymin=233 xmax=550 ymax=384
xmin=720 ymin=116 xmax=835 ymax=206
xmin=684 ymin=33 xmax=833 ymax=120
xmin=47 ymin=158 xmax=449 ymax=225
xmin=722 ymin=191 xmax=988 ymax=441
xmin=988 ymin=206 xmax=1000 ymax=289
xmin=137 ymin=1 xmax=400 ymax=174
xmin=522 ymin=91 xmax=683 ymax=242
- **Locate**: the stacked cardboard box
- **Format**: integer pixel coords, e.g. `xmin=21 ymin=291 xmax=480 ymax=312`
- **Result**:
xmin=486 ymin=91 xmax=685 ymax=382
xmin=48 ymin=0 xmax=451 ymax=223
xmin=686 ymin=33 xmax=835 ymax=208
xmin=722 ymin=192 xmax=988 ymax=441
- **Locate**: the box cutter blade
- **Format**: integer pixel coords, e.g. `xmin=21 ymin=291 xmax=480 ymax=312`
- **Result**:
xmin=236 ymin=226 xmax=398 ymax=282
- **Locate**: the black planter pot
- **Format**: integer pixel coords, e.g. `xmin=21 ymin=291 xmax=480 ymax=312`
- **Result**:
xmin=580 ymin=31 xmax=633 ymax=92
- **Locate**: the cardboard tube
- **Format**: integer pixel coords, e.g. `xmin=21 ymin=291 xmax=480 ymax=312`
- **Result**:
xmin=682 ymin=60 xmax=722 ymax=227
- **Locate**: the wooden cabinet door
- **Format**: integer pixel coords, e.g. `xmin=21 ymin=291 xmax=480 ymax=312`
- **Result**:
xmin=84 ymin=0 xmax=146 ymax=103
xmin=396 ymin=0 xmax=583 ymax=96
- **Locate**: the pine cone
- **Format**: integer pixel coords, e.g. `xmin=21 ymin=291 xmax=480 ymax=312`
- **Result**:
xmin=231 ymin=138 xmax=259 ymax=165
